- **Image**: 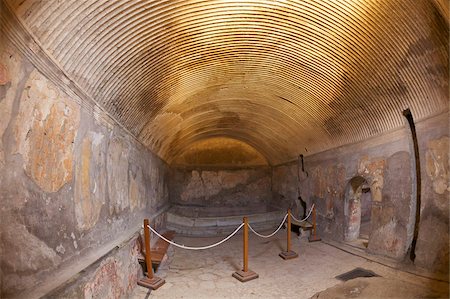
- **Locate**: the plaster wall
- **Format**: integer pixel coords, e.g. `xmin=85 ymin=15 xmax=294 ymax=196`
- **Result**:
xmin=272 ymin=112 xmax=449 ymax=273
xmin=271 ymin=163 xmax=300 ymax=212
xmin=414 ymin=115 xmax=449 ymax=273
xmin=0 ymin=42 xmax=170 ymax=298
xmin=169 ymin=166 xmax=272 ymax=214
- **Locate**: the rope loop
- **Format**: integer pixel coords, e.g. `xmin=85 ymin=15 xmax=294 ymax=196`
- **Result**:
xmin=248 ymin=213 xmax=288 ymax=238
xmin=291 ymin=204 xmax=315 ymax=223
xmin=147 ymin=223 xmax=244 ymax=250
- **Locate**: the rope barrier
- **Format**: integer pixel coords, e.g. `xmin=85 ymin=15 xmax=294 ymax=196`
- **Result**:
xmin=248 ymin=213 xmax=288 ymax=238
xmin=147 ymin=223 xmax=244 ymax=250
xmin=291 ymin=204 xmax=315 ymax=223
xmin=146 ymin=205 xmax=315 ymax=249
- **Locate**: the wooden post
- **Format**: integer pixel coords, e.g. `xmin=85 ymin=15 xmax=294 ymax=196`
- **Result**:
xmin=308 ymin=205 xmax=321 ymax=242
xmin=232 ymin=217 xmax=258 ymax=282
xmin=279 ymin=209 xmax=298 ymax=260
xmin=287 ymin=209 xmax=292 ymax=252
xmin=144 ymin=219 xmax=154 ymax=279
xmin=137 ymin=219 xmax=165 ymax=290
xmin=243 ymin=217 xmax=249 ymax=272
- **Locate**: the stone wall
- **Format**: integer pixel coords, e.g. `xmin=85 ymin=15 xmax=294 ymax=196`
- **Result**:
xmin=169 ymin=167 xmax=272 ymax=214
xmin=0 ymin=42 xmax=170 ymax=297
xmin=272 ymin=112 xmax=448 ymax=273
xmin=270 ymin=162 xmax=300 ymax=212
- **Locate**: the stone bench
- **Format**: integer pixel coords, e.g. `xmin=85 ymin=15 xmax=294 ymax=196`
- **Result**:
xmin=166 ymin=207 xmax=286 ymax=236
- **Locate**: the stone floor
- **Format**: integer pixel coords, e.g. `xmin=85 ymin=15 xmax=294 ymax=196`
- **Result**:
xmin=130 ymin=230 xmax=449 ymax=299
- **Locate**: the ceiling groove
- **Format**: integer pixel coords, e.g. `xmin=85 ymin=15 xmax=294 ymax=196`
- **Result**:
xmin=6 ymin=0 xmax=448 ymax=165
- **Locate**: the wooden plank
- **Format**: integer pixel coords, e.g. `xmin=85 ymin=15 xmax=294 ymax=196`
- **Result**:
xmin=138 ymin=230 xmax=176 ymax=269
xmin=152 ymin=230 xmax=175 ymax=251
xmin=152 ymin=231 xmax=176 ymax=263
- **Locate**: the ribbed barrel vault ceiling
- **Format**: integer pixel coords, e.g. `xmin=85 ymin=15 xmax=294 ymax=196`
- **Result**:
xmin=5 ymin=0 xmax=449 ymax=165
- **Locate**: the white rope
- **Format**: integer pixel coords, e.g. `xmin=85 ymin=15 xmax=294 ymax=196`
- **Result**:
xmin=147 ymin=223 xmax=244 ymax=250
xmin=291 ymin=204 xmax=315 ymax=223
xmin=248 ymin=213 xmax=288 ymax=238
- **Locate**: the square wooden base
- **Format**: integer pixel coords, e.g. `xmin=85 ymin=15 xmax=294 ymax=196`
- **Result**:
xmin=137 ymin=276 xmax=165 ymax=290
xmin=279 ymin=250 xmax=298 ymax=260
xmin=308 ymin=235 xmax=321 ymax=242
xmin=232 ymin=270 xmax=259 ymax=282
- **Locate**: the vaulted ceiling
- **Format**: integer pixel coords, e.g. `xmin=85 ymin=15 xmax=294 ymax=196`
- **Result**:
xmin=4 ymin=0 xmax=449 ymax=165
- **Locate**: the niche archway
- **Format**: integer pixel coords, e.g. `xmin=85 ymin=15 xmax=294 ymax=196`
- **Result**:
xmin=344 ymin=176 xmax=372 ymax=246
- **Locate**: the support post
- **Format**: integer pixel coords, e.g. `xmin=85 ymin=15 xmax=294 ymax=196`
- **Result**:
xmin=243 ymin=216 xmax=249 ymax=272
xmin=137 ymin=219 xmax=165 ymax=290
xmin=279 ymin=209 xmax=298 ymax=259
xmin=233 ymin=217 xmax=259 ymax=282
xmin=308 ymin=205 xmax=321 ymax=242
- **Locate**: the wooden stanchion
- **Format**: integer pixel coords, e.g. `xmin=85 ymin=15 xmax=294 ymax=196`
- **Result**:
xmin=279 ymin=209 xmax=298 ymax=259
xmin=232 ymin=217 xmax=259 ymax=282
xmin=137 ymin=219 xmax=165 ymax=290
xmin=308 ymin=205 xmax=321 ymax=242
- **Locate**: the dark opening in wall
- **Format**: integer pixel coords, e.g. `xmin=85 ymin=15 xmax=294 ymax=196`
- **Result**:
xmin=344 ymin=176 xmax=372 ymax=248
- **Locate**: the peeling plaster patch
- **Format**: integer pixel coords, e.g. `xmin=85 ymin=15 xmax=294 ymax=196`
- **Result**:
xmin=90 ymin=131 xmax=104 ymax=147
xmin=148 ymin=164 xmax=168 ymax=208
xmin=14 ymin=70 xmax=80 ymax=192
xmin=83 ymin=258 xmax=123 ymax=299
xmin=49 ymin=236 xmax=141 ymax=298
xmin=425 ymin=137 xmax=449 ymax=195
xmin=148 ymin=166 xmax=160 ymax=206
xmin=358 ymin=157 xmax=385 ymax=202
xmin=219 ymin=170 xmax=250 ymax=189
xmin=180 ymin=170 xmax=204 ymax=201
xmin=107 ymin=137 xmax=129 ymax=214
xmin=74 ymin=132 xmax=106 ymax=230
xmin=0 ymin=62 xmax=10 ymax=85
xmin=0 ymin=48 xmax=24 ymax=167
xmin=180 ymin=170 xmax=249 ymax=201
xmin=311 ymin=166 xmax=327 ymax=198
xmin=0 ymin=62 xmax=11 ymax=103
xmin=0 ymin=222 xmax=61 ymax=274
xmin=370 ymin=218 xmax=404 ymax=258
xmin=128 ymin=174 xmax=139 ymax=211
xmin=271 ymin=164 xmax=303 ymax=212
xmin=70 ymin=233 xmax=78 ymax=249
xmin=128 ymin=167 xmax=144 ymax=211
xmin=370 ymin=205 xmax=399 ymax=254
xmin=56 ymin=244 xmax=65 ymax=255
xmin=246 ymin=176 xmax=271 ymax=196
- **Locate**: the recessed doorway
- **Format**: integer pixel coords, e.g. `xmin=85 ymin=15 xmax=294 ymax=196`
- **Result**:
xmin=344 ymin=176 xmax=372 ymax=249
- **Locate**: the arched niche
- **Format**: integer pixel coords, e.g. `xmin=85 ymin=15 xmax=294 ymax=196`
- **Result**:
xmin=344 ymin=176 xmax=373 ymax=246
